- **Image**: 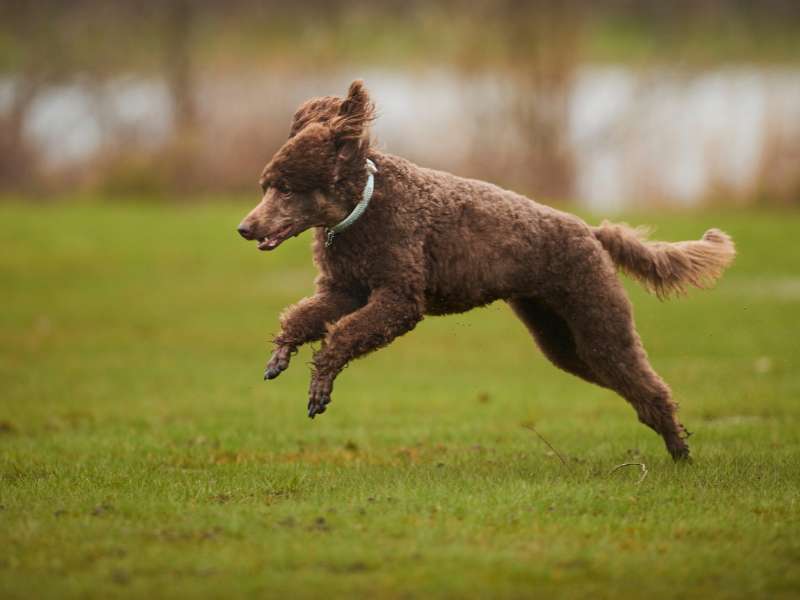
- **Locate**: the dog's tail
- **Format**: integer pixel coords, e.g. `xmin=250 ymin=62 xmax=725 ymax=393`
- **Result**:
xmin=591 ymin=221 xmax=735 ymax=299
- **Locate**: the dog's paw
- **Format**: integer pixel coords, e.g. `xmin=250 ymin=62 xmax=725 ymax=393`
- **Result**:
xmin=307 ymin=376 xmax=333 ymax=418
xmin=667 ymin=438 xmax=692 ymax=463
xmin=264 ymin=346 xmax=293 ymax=380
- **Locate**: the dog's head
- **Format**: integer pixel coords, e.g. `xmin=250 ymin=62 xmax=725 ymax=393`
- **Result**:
xmin=237 ymin=80 xmax=375 ymax=251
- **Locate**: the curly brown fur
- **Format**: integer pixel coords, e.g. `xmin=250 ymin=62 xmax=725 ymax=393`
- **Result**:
xmin=237 ymin=80 xmax=736 ymax=461
xmin=289 ymin=96 xmax=343 ymax=138
xmin=592 ymin=222 xmax=735 ymax=299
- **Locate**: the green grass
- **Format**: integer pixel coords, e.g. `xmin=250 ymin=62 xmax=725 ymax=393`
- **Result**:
xmin=1 ymin=202 xmax=799 ymax=598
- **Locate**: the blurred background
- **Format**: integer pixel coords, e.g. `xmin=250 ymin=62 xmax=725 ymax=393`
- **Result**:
xmin=1 ymin=0 xmax=799 ymax=209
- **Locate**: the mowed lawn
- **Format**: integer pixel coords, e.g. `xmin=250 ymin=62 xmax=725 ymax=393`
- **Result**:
xmin=1 ymin=201 xmax=798 ymax=599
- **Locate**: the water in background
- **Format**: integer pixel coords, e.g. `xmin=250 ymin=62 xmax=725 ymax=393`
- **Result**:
xmin=4 ymin=67 xmax=799 ymax=208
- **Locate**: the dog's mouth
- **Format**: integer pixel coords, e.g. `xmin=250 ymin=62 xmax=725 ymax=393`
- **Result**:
xmin=256 ymin=224 xmax=295 ymax=251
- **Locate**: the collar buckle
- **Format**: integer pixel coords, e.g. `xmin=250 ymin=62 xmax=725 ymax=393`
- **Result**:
xmin=325 ymin=229 xmax=337 ymax=248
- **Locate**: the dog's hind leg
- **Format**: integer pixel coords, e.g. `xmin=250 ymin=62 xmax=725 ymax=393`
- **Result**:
xmin=508 ymin=297 xmax=606 ymax=388
xmin=556 ymin=275 xmax=690 ymax=461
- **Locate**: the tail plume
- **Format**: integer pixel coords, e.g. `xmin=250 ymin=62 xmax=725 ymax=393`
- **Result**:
xmin=592 ymin=221 xmax=735 ymax=299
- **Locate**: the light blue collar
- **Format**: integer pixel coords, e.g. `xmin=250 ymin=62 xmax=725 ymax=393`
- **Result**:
xmin=325 ymin=158 xmax=377 ymax=247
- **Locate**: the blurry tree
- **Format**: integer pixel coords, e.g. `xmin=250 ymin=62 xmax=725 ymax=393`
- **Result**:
xmin=0 ymin=1 xmax=127 ymax=188
xmin=458 ymin=0 xmax=582 ymax=200
xmin=505 ymin=0 xmax=581 ymax=200
xmin=0 ymin=1 xmax=54 ymax=188
xmin=163 ymin=0 xmax=196 ymax=135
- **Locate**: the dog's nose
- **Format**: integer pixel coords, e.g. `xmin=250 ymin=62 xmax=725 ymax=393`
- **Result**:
xmin=237 ymin=223 xmax=252 ymax=239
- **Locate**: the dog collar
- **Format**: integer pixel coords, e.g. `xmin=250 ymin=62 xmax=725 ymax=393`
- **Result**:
xmin=325 ymin=158 xmax=377 ymax=248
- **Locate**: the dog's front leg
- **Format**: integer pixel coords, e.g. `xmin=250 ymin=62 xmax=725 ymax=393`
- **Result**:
xmin=265 ymin=288 xmax=364 ymax=380
xmin=306 ymin=288 xmax=422 ymax=417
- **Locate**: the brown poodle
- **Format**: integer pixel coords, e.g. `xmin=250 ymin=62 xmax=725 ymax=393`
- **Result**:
xmin=237 ymin=80 xmax=735 ymax=461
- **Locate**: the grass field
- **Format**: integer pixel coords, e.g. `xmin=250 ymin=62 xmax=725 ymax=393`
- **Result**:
xmin=1 ymin=202 xmax=799 ymax=598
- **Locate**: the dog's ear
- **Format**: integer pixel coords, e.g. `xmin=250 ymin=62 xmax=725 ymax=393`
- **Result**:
xmin=331 ymin=80 xmax=375 ymax=162
xmin=289 ymin=96 xmax=341 ymax=138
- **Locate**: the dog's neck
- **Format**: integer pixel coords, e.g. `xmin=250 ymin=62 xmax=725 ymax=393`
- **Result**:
xmin=324 ymin=158 xmax=377 ymax=248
